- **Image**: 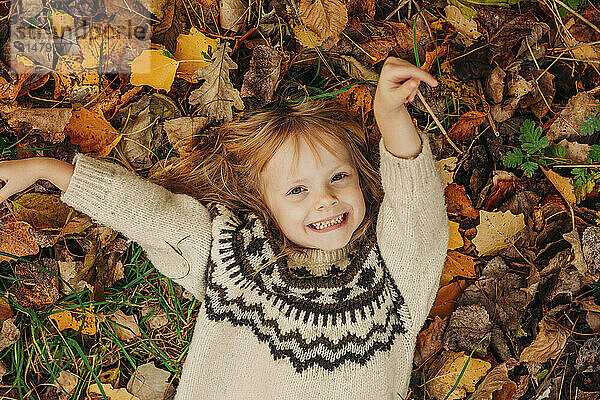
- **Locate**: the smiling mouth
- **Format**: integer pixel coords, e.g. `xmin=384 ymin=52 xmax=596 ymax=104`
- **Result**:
xmin=308 ymin=212 xmax=348 ymax=231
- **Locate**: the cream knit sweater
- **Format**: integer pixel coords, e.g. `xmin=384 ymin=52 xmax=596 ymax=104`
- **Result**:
xmin=60 ymin=133 xmax=449 ymax=400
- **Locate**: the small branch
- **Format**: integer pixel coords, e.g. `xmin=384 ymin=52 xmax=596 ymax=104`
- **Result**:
xmin=415 ymin=89 xmax=463 ymax=154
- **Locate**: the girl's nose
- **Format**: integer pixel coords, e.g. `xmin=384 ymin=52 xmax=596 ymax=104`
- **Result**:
xmin=315 ymin=190 xmax=338 ymax=210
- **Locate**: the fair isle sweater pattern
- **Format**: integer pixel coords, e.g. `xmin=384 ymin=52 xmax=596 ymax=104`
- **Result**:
xmin=204 ymin=204 xmax=411 ymax=373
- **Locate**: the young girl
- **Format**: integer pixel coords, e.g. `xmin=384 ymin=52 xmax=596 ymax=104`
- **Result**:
xmin=0 ymin=57 xmax=449 ymax=399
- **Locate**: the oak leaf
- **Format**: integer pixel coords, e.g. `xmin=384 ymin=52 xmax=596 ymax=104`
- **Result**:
xmin=472 ymin=210 xmax=525 ymax=256
xmin=189 ymin=42 xmax=245 ymax=121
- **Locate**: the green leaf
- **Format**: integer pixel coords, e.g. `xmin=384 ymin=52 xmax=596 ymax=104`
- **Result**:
xmin=589 ymin=145 xmax=600 ymax=163
xmin=504 ymin=149 xmax=524 ymax=168
xmin=558 ymin=145 xmax=567 ymax=158
xmin=521 ymin=160 xmax=538 ymax=177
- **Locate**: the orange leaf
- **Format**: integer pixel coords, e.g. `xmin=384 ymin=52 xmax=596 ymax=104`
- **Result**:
xmin=336 ymin=84 xmax=373 ymax=115
xmin=445 ymin=183 xmax=479 ymax=219
xmin=64 ymin=108 xmax=120 ymax=156
xmin=440 ymin=250 xmax=477 ymax=287
xmin=430 ymin=280 xmax=468 ymax=318
xmin=0 ymin=203 xmax=38 ymax=264
xmin=448 ymin=110 xmax=487 ymax=142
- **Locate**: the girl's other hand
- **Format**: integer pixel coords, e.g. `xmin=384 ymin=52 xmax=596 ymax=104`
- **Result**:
xmin=374 ymin=57 xmax=438 ymax=115
xmin=0 ymin=158 xmax=52 ymax=203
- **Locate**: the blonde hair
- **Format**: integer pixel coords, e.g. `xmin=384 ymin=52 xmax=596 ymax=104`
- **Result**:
xmin=149 ymin=99 xmax=383 ymax=268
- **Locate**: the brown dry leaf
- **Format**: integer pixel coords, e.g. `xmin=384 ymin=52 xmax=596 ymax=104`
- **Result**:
xmin=127 ymin=362 xmax=171 ymax=400
xmin=486 ymin=66 xmax=505 ymax=104
xmin=547 ymin=92 xmax=600 ymax=142
xmin=50 ymin=10 xmax=74 ymax=37
xmin=520 ymin=319 xmax=569 ymax=363
xmin=174 ymin=28 xmax=219 ymax=80
xmin=448 ymin=110 xmax=487 ymax=142
xmin=163 ymin=116 xmax=208 ymax=156
xmin=475 ymin=7 xmax=535 ymax=65
xmin=58 ymin=260 xmax=89 ymax=295
xmin=49 ymin=306 xmax=97 ymax=335
xmin=557 ymin=140 xmax=590 ymax=163
xmin=190 ymin=42 xmax=245 ymax=121
xmin=240 ymin=45 xmax=283 ymax=104
xmin=430 ymin=280 xmax=469 ymax=318
xmin=109 ymin=310 xmax=140 ymax=341
xmin=472 ymin=359 xmax=518 ymax=400
xmin=414 ymin=316 xmax=449 ymax=367
xmin=541 ymin=167 xmax=576 ymax=205
xmin=335 ymin=84 xmax=373 ymax=116
xmin=11 ymin=193 xmax=72 ymax=230
xmin=426 ymin=350 xmax=491 ymax=400
xmin=55 ymin=370 xmax=80 ymax=400
xmin=445 ymin=183 xmax=479 ymax=219
xmin=346 ymin=0 xmax=375 ymax=19
xmin=298 ymin=0 xmax=348 ymax=41
xmin=10 ymin=259 xmax=60 ymax=310
xmin=220 ymin=0 xmax=247 ymax=32
xmin=87 ymin=383 xmax=140 ymax=400
xmin=4 ymin=108 xmax=70 ymax=143
xmin=0 ymin=56 xmax=36 ymax=102
xmin=444 ymin=5 xmax=481 ymax=47
xmin=141 ymin=305 xmax=169 ymax=330
xmin=440 ymin=59 xmax=481 ymax=107
xmin=441 ymin=250 xmax=476 ymax=287
xmin=564 ymin=18 xmax=600 ymax=62
xmin=130 ymin=49 xmax=179 ymax=92
xmin=339 ymin=55 xmax=379 ymax=82
xmin=0 ymin=318 xmax=20 ymax=352
xmin=448 ymin=221 xmax=463 ymax=250
xmin=0 ymin=203 xmax=39 ymax=264
xmin=437 ymin=157 xmax=458 ymax=188
xmin=64 ymin=108 xmax=120 ymax=156
xmin=472 ymin=210 xmax=525 ymax=257
xmin=586 ymin=311 xmax=600 ymax=332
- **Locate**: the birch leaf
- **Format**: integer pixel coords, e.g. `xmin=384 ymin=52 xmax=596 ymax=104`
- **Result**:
xmin=174 ymin=28 xmax=219 ymax=80
xmin=298 ymin=0 xmax=348 ymax=41
xmin=130 ymin=49 xmax=179 ymax=92
xmin=189 ymin=42 xmax=245 ymax=122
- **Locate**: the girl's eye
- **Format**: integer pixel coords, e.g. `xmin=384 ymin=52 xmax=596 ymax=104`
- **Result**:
xmin=332 ymin=173 xmax=348 ymax=182
xmin=288 ymin=187 xmax=305 ymax=195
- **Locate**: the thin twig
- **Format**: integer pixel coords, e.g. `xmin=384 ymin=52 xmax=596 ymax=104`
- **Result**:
xmin=554 ymin=0 xmax=600 ymax=35
xmin=384 ymin=0 xmax=410 ymax=21
xmin=415 ymin=89 xmax=463 ymax=154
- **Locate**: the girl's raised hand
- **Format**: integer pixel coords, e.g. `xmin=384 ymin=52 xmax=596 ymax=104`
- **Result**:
xmin=0 ymin=158 xmax=52 ymax=203
xmin=374 ymin=57 xmax=438 ymax=113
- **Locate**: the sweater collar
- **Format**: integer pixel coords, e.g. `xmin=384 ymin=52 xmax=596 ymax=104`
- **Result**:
xmin=286 ymin=240 xmax=356 ymax=276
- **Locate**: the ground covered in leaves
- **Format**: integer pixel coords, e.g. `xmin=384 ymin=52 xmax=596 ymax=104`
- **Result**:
xmin=0 ymin=0 xmax=600 ymax=398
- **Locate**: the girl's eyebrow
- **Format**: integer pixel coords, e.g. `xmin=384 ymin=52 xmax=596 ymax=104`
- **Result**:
xmin=285 ymin=163 xmax=352 ymax=185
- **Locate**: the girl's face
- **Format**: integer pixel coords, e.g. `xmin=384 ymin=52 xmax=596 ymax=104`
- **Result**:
xmin=260 ymin=136 xmax=366 ymax=251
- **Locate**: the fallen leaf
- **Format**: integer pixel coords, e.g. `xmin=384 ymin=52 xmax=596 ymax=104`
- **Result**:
xmin=472 ymin=210 xmax=525 ymax=257
xmin=442 ymin=250 xmax=476 ymax=286
xmin=442 ymin=304 xmax=491 ymax=358
xmin=520 ymin=319 xmax=569 ymax=363
xmin=556 ymin=140 xmax=590 ymax=163
xmin=582 ymin=227 xmax=600 ymax=276
xmin=298 ymin=0 xmax=348 ymax=41
xmin=50 ymin=10 xmax=74 ymax=37
xmin=127 ymin=362 xmax=171 ymax=400
xmin=11 ymin=193 xmax=73 ymax=230
xmin=0 ymin=318 xmax=20 ymax=352
xmin=444 ymin=5 xmax=481 ymax=47
xmin=472 ymin=359 xmax=518 ymax=400
xmin=49 ymin=306 xmax=97 ymax=335
xmin=52 ymin=55 xmax=100 ymax=99
xmin=291 ymin=18 xmax=326 ymax=48
xmin=190 ymin=42 xmax=245 ymax=121
xmin=78 ymin=26 xmax=129 ymax=71
xmin=4 ymin=108 xmax=71 ymax=143
xmin=0 ymin=56 xmax=36 ymax=102
xmin=87 ymin=383 xmax=140 ymax=400
xmin=547 ymin=92 xmax=600 ymax=142
xmin=64 ymin=108 xmax=120 ymax=156
xmin=54 ymin=370 xmax=80 ymax=400
xmin=563 ymin=230 xmax=587 ymax=274
xmin=339 ymin=55 xmax=379 ymax=82
xmin=240 ymin=45 xmax=283 ymax=104
xmin=448 ymin=110 xmax=487 ymax=142
xmin=448 ymin=221 xmax=464 ymax=250
xmin=141 ymin=305 xmax=169 ymax=330
xmin=108 ymin=310 xmax=140 ymax=341
xmin=541 ymin=167 xmax=576 ymax=205
xmin=58 ymin=260 xmax=89 ymax=295
xmin=174 ymin=28 xmax=219 ymax=80
xmin=0 ymin=203 xmax=39 ymax=264
xmin=335 ymin=84 xmax=373 ymax=116
xmin=163 ymin=116 xmax=208 ymax=156
xmin=426 ymin=350 xmax=491 ymax=400
xmin=437 ymin=157 xmax=458 ymax=188
xmin=220 ymin=0 xmax=247 ymax=32
xmin=430 ymin=280 xmax=469 ymax=318
xmin=414 ymin=316 xmax=449 ymax=367
xmin=575 ymin=337 xmax=600 ymax=374
xmin=486 ymin=66 xmax=506 ymax=104
xmin=117 ymin=104 xmax=156 ymax=170
xmin=10 ymin=259 xmax=60 ymax=310
xmin=130 ymin=49 xmax=179 ymax=92
xmin=0 ymin=296 xmax=13 ymax=325
xmin=445 ymin=183 xmax=480 ymax=219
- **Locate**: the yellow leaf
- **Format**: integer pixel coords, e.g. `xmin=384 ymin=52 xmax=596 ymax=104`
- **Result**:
xmin=472 ymin=210 xmax=525 ymax=257
xmin=11 ymin=193 xmax=72 ymax=230
xmin=448 ymin=221 xmax=463 ymax=250
xmin=441 ymin=250 xmax=476 ymax=287
xmin=50 ymin=10 xmax=74 ymax=37
xmin=291 ymin=19 xmax=325 ymax=48
xmin=427 ymin=351 xmax=491 ymax=400
xmin=130 ymin=49 xmax=179 ymax=92
xmin=87 ymin=383 xmax=140 ymax=400
xmin=53 ymin=55 xmax=100 ymax=99
xmin=50 ymin=307 xmax=97 ymax=335
xmin=78 ymin=26 xmax=128 ymax=70
xmin=174 ymin=28 xmax=219 ymax=81
xmin=541 ymin=167 xmax=576 ymax=205
xmin=298 ymin=0 xmax=348 ymax=41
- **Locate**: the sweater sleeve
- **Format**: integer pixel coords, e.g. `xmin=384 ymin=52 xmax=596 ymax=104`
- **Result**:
xmin=376 ymin=132 xmax=449 ymax=334
xmin=60 ymin=153 xmax=212 ymax=300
